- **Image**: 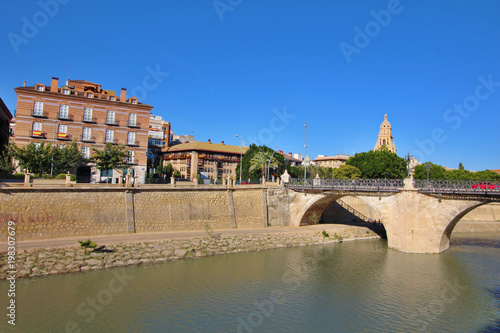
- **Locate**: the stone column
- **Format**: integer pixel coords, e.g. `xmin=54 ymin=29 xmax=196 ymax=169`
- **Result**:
xmin=24 ymin=172 xmax=31 ymax=187
xmin=65 ymin=171 xmax=71 ymax=187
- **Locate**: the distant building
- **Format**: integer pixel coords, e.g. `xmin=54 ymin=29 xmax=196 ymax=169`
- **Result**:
xmin=280 ymin=151 xmax=302 ymax=167
xmin=148 ymin=114 xmax=170 ymax=165
xmin=170 ymin=133 xmax=196 ymax=146
xmin=13 ymin=77 xmax=153 ymax=183
xmin=374 ymin=114 xmax=397 ymax=153
xmin=0 ymin=98 xmax=13 ymax=149
xmin=313 ymin=154 xmax=351 ymax=168
xmin=162 ymin=139 xmax=248 ymax=180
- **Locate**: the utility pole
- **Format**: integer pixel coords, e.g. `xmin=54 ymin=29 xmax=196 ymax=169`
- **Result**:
xmin=304 ymin=121 xmax=308 ymax=181
xmin=235 ymin=135 xmax=243 ymax=184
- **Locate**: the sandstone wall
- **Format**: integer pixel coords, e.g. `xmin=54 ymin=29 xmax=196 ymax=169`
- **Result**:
xmin=0 ymin=187 xmax=265 ymax=241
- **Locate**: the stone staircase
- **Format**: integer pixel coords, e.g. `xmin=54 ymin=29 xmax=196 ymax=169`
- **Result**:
xmin=337 ymin=198 xmax=376 ymax=223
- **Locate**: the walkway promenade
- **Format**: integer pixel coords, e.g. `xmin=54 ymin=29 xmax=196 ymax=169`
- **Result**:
xmin=0 ymin=224 xmax=377 ymax=252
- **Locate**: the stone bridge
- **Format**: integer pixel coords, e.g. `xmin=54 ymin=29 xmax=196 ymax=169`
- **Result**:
xmin=284 ymin=178 xmax=500 ymax=253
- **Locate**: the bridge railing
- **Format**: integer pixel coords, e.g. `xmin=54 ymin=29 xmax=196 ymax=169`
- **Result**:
xmin=414 ymin=179 xmax=500 ymax=195
xmin=286 ymin=178 xmax=404 ymax=192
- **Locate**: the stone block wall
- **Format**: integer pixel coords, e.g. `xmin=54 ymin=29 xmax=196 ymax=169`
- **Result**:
xmin=133 ymin=190 xmax=234 ymax=232
xmin=0 ymin=187 xmax=266 ymax=241
xmin=0 ymin=190 xmax=128 ymax=241
xmin=232 ymin=189 xmax=265 ymax=228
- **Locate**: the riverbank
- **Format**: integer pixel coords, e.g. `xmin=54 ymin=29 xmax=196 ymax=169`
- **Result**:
xmin=0 ymin=225 xmax=381 ymax=280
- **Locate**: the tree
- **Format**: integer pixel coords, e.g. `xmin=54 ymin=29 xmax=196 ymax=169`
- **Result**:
xmin=413 ymin=162 xmax=447 ymax=180
xmin=90 ymin=143 xmax=129 ymax=173
xmin=459 ymin=162 xmax=464 ymax=170
xmin=236 ymin=144 xmax=285 ymax=183
xmin=334 ymin=165 xmax=361 ymax=179
xmin=346 ymin=150 xmax=407 ymax=178
xmin=11 ymin=141 xmax=55 ymax=175
xmin=0 ymin=144 xmax=15 ymax=174
xmin=52 ymin=141 xmax=86 ymax=175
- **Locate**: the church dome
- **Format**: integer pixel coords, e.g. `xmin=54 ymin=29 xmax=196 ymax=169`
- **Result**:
xmin=380 ymin=113 xmax=391 ymax=129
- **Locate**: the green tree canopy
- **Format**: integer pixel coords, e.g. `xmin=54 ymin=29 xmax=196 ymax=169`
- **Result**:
xmin=236 ymin=144 xmax=285 ymax=183
xmin=90 ymin=143 xmax=129 ymax=172
xmin=11 ymin=141 xmax=54 ymax=175
xmin=414 ymin=162 xmax=500 ymax=180
xmin=413 ymin=162 xmax=447 ymax=180
xmin=346 ymin=150 xmax=407 ymax=178
xmin=333 ymin=165 xmax=361 ymax=179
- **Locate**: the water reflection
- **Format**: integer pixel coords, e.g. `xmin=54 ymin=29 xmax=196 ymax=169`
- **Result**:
xmin=0 ymin=236 xmax=498 ymax=332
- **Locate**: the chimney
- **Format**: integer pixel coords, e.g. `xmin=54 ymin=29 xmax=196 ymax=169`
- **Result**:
xmin=120 ymin=88 xmax=127 ymax=102
xmin=51 ymin=77 xmax=59 ymax=92
xmin=208 ymin=139 xmax=211 ymax=144
xmin=289 ymin=152 xmax=292 ymax=156
xmin=222 ymin=141 xmax=224 ymax=145
xmin=23 ymin=81 xmax=26 ymax=87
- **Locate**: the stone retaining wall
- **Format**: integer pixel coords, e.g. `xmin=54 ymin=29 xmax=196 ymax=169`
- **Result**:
xmin=0 ymin=187 xmax=266 ymax=241
xmin=0 ymin=227 xmax=380 ymax=280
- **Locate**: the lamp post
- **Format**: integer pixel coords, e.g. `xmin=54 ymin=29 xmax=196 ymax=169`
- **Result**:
xmin=304 ymin=121 xmax=308 ymax=182
xmin=405 ymin=153 xmax=413 ymax=178
xmin=235 ymin=135 xmax=243 ymax=184
xmin=426 ymin=162 xmax=430 ymax=187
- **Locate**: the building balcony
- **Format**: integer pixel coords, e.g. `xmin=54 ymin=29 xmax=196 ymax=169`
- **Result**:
xmin=56 ymin=133 xmax=71 ymax=141
xmin=31 ymin=110 xmax=47 ymax=118
xmin=104 ymin=138 xmax=119 ymax=145
xmin=105 ymin=119 xmax=119 ymax=126
xmin=30 ymin=130 xmax=46 ymax=138
xmin=82 ymin=116 xmax=97 ymax=123
xmin=126 ymin=140 xmax=140 ymax=147
xmin=127 ymin=121 xmax=141 ymax=128
xmin=81 ymin=136 xmax=96 ymax=143
xmin=57 ymin=114 xmax=74 ymax=121
xmin=126 ymin=158 xmax=137 ymax=165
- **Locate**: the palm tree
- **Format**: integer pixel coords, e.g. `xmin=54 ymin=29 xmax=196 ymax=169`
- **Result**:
xmin=249 ymin=151 xmax=279 ymax=181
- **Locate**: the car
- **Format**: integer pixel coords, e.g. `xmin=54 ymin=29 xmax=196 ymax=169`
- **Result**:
xmin=236 ymin=181 xmax=254 ymax=185
xmin=175 ymin=178 xmax=191 ymax=182
xmin=472 ymin=182 xmax=498 ymax=189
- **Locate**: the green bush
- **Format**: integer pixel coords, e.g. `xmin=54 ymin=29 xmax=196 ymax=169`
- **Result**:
xmin=55 ymin=173 xmax=76 ymax=181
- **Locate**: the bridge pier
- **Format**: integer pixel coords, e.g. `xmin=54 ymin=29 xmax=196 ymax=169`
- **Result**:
xmin=360 ymin=189 xmax=486 ymax=253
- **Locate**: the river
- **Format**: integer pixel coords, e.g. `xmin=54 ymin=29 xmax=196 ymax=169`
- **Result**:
xmin=1 ymin=233 xmax=499 ymax=332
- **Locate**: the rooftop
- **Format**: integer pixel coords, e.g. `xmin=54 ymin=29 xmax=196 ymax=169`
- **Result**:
xmin=164 ymin=140 xmax=248 ymax=155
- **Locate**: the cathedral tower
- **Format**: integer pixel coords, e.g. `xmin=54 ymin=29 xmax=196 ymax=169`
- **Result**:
xmin=374 ymin=114 xmax=397 ymax=153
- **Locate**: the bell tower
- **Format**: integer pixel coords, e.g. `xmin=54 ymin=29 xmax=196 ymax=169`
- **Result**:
xmin=374 ymin=114 xmax=397 ymax=153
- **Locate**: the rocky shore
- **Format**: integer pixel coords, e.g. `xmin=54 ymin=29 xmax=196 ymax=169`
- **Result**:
xmin=0 ymin=227 xmax=381 ymax=280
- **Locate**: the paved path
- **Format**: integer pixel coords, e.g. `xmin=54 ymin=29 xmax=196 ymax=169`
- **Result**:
xmin=0 ymin=224 xmax=373 ymax=252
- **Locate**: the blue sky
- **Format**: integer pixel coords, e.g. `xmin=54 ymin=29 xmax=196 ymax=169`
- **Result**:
xmin=1 ymin=0 xmax=499 ymax=171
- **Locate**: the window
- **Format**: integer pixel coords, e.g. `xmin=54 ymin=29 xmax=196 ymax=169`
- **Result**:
xmin=83 ymin=107 xmax=93 ymax=121
xmin=86 ymin=92 xmax=93 ymax=98
xmin=36 ymin=85 xmax=44 ymax=91
xmin=81 ymin=146 xmax=90 ymax=159
xmin=33 ymin=101 xmax=44 ymax=116
xmin=32 ymin=122 xmax=42 ymax=132
xmin=34 ymin=142 xmax=40 ymax=149
xmin=126 ymin=150 xmax=134 ymax=164
xmin=105 ymin=129 xmax=114 ymax=143
xmin=58 ymin=144 xmax=65 ymax=149
xmin=106 ymin=110 xmax=115 ymax=124
xmin=128 ymin=113 xmax=137 ymax=126
xmin=127 ymin=132 xmax=136 ymax=145
xmin=62 ymin=89 xmax=69 ymax=95
xmin=58 ymin=124 xmax=67 ymax=134
xmin=110 ymin=96 xmax=116 ymax=101
xmin=82 ymin=127 xmax=91 ymax=140
xmin=131 ymin=99 xmax=137 ymax=104
xmin=59 ymin=104 xmax=69 ymax=118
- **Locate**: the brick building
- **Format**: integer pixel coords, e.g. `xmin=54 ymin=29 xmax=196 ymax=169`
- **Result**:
xmin=148 ymin=114 xmax=171 ymax=167
xmin=163 ymin=140 xmax=248 ymax=181
xmin=0 ymin=98 xmax=13 ymax=150
xmin=13 ymin=77 xmax=153 ymax=183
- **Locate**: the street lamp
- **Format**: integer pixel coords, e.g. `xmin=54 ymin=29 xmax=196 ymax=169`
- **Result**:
xmin=304 ymin=121 xmax=308 ymax=181
xmin=235 ymin=135 xmax=243 ymax=184
xmin=426 ymin=162 xmax=430 ymax=187
xmin=405 ymin=153 xmax=413 ymax=178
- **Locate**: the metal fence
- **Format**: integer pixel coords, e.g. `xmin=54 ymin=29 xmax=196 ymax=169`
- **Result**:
xmin=286 ymin=178 xmax=404 ymax=192
xmin=414 ymin=179 xmax=500 ymax=195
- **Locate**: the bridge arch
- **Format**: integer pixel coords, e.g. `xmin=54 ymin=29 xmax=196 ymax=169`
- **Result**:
xmin=288 ymin=189 xmax=494 ymax=253
xmin=289 ymin=192 xmax=384 ymax=227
